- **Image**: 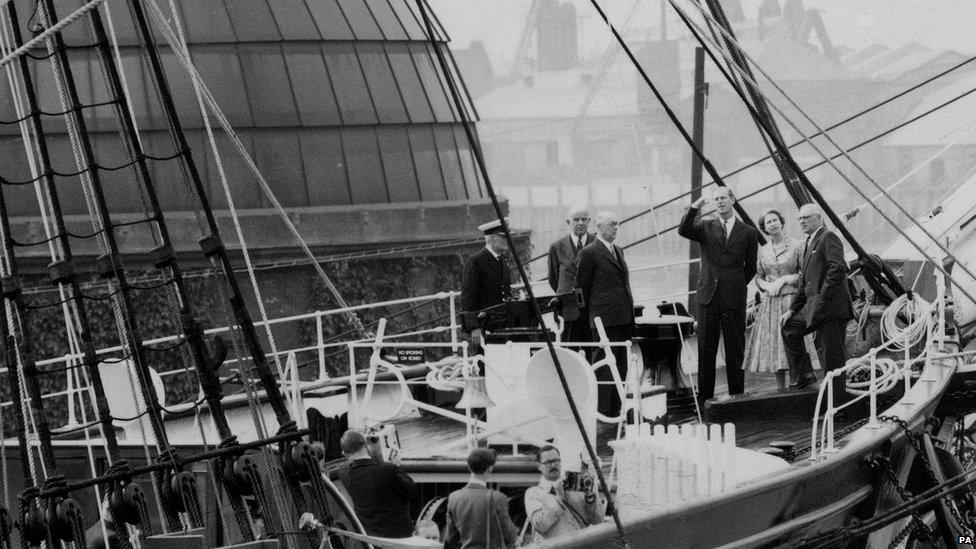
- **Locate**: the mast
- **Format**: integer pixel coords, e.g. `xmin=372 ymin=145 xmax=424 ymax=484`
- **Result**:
xmin=2 ymin=2 xmax=165 ymax=540
xmin=121 ymin=0 xmax=340 ymax=535
xmin=700 ymin=0 xmax=813 ymax=206
xmin=671 ymin=5 xmax=906 ymax=302
xmin=688 ymin=47 xmax=707 ymax=314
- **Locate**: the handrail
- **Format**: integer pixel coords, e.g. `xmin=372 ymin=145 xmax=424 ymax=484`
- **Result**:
xmin=0 ymin=292 xmax=460 ymax=427
xmin=809 ymin=273 xmax=950 ymax=460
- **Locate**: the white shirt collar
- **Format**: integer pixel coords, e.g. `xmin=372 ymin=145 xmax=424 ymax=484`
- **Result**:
xmin=537 ymin=476 xmax=561 ymax=492
xmin=468 ymin=477 xmax=488 ymax=487
xmin=807 ymin=226 xmax=824 ymax=242
xmin=596 ymin=236 xmax=615 ymax=253
xmin=485 ymin=246 xmax=500 ymax=260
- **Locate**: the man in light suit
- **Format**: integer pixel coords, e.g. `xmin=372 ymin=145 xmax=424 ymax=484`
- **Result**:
xmin=444 ymin=448 xmax=518 ymax=549
xmin=678 ymin=187 xmax=759 ymax=401
xmin=524 ymin=445 xmax=605 ymax=540
xmin=574 ymin=211 xmax=634 ymax=417
xmin=547 ymin=207 xmax=595 ymax=343
xmin=780 ymin=203 xmax=854 ymax=390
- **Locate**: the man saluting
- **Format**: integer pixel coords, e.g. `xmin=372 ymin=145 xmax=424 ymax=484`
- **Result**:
xmin=460 ymin=219 xmax=512 ymax=345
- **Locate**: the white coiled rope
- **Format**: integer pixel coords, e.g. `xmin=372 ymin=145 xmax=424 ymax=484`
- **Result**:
xmin=880 ymin=293 xmax=933 ymax=351
xmin=845 ymin=293 xmax=933 ymax=395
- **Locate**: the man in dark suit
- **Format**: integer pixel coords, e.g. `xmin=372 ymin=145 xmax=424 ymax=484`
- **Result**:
xmin=780 ymin=203 xmax=854 ymax=390
xmin=547 ymin=207 xmax=595 ymax=342
xmin=574 ymin=211 xmax=634 ymax=417
xmin=444 ymin=448 xmax=518 ymax=549
xmin=460 ymin=219 xmax=512 ymax=344
xmin=335 ymin=430 xmax=418 ymax=538
xmin=678 ymin=187 xmax=759 ymax=401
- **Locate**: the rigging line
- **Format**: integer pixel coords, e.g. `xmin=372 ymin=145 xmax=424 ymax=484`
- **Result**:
xmin=676 ymin=0 xmax=976 ymax=306
xmin=627 ymin=121 xmax=706 ymax=430
xmin=144 ymin=0 xmax=370 ymax=342
xmin=415 ymin=1 xmax=631 ymax=547
xmin=618 ymin=81 xmax=976 ymax=254
xmin=0 ymin=0 xmax=106 ymax=69
xmin=844 ymin=122 xmax=976 ymax=221
xmin=587 ymin=0 xmax=763 ymax=243
xmin=163 ymin=0 xmax=290 ymax=391
xmin=524 ymin=48 xmax=976 ymax=265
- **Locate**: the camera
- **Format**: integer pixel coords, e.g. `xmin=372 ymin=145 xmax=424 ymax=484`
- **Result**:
xmin=562 ymin=471 xmax=594 ymax=493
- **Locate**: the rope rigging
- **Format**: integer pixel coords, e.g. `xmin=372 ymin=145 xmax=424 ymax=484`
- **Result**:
xmin=673 ymin=0 xmax=976 ymax=312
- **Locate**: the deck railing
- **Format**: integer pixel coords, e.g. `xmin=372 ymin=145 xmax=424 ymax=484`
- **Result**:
xmin=809 ymin=274 xmax=952 ymax=460
xmin=1 ymin=291 xmax=460 ymax=433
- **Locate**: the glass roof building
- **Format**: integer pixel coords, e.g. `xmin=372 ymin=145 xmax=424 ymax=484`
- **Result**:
xmin=0 ymin=0 xmax=495 ymax=261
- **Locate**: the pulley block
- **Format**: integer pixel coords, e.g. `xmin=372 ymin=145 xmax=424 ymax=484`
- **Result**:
xmin=48 ymin=497 xmax=84 ymax=543
xmin=221 ymin=455 xmax=256 ymax=497
xmin=164 ymin=471 xmax=198 ymax=513
xmin=281 ymin=441 xmax=312 ymax=482
xmin=20 ymin=502 xmax=47 ymax=545
xmin=108 ymin=482 xmax=144 ymax=526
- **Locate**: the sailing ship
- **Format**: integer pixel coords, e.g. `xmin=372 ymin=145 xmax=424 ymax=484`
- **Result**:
xmin=0 ymin=1 xmax=972 ymax=549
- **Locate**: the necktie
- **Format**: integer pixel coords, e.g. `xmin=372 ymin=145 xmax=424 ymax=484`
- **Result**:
xmin=576 ymin=237 xmax=584 ymax=254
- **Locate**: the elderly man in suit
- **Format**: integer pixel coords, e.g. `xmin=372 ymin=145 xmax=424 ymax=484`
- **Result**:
xmin=575 ymin=211 xmax=634 ymax=417
xmin=678 ymin=187 xmax=759 ymax=401
xmin=547 ymin=206 xmax=595 ymax=342
xmin=779 ymin=203 xmax=854 ymax=389
xmin=444 ymin=448 xmax=518 ymax=549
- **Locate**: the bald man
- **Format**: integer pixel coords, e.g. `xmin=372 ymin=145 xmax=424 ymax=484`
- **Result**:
xmin=779 ymin=204 xmax=854 ymax=389
xmin=548 ymin=207 xmax=596 ymax=342
xmin=679 ymin=187 xmax=759 ymax=401
xmin=575 ymin=211 xmax=634 ymax=416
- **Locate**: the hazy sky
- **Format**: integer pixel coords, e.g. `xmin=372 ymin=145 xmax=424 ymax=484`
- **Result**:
xmin=430 ymin=0 xmax=976 ymax=74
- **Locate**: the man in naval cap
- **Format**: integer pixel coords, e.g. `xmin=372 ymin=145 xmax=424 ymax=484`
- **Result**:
xmin=460 ymin=219 xmax=513 ymax=343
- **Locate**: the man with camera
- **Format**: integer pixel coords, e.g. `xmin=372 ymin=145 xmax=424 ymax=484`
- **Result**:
xmin=523 ymin=445 xmax=605 ymax=540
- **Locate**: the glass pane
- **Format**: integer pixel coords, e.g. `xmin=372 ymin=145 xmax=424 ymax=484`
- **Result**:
xmin=342 ymin=128 xmax=389 ymax=204
xmin=433 ymin=124 xmax=466 ymax=199
xmin=225 ymin=0 xmax=282 ymax=41
xmin=306 ymin=0 xmax=355 ymax=40
xmin=158 ymin=49 xmax=204 ymax=128
xmin=376 ymin=126 xmax=420 ymax=202
xmin=322 ymin=43 xmax=377 ymax=125
xmin=238 ymin=45 xmax=299 ymax=127
xmin=388 ymin=0 xmax=425 ymax=39
xmin=356 ymin=43 xmax=409 ymax=124
xmin=300 ymin=129 xmax=351 ymax=205
xmin=407 ymin=125 xmax=446 ymax=201
xmin=453 ymin=124 xmax=483 ymax=199
xmin=179 ymin=1 xmax=236 ymax=43
xmin=340 ymin=0 xmax=384 ymax=40
xmin=283 ymin=45 xmax=342 ymax=126
xmin=192 ymin=46 xmax=254 ymax=127
xmin=268 ymin=0 xmax=321 ymax=40
xmin=413 ymin=45 xmax=455 ymax=122
xmin=366 ymin=0 xmax=408 ymax=40
xmin=253 ymin=130 xmax=307 ymax=207
xmin=205 ymin=131 xmax=261 ymax=208
xmin=386 ymin=43 xmax=434 ymax=122
xmin=343 ymin=128 xmax=388 ymax=204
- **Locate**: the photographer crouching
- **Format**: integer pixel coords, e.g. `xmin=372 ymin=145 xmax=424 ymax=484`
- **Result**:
xmin=523 ymin=445 xmax=605 ymax=540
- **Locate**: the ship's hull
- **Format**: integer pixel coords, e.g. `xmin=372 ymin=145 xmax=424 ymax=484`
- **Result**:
xmin=552 ymin=342 xmax=960 ymax=549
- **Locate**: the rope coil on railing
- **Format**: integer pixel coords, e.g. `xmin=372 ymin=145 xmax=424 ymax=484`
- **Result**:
xmin=881 ymin=293 xmax=933 ymax=350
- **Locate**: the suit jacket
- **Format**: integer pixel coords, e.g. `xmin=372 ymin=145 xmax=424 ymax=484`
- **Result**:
xmin=524 ymin=481 xmax=605 ymax=540
xmin=548 ymin=233 xmax=596 ymax=294
xmin=789 ymin=227 xmax=855 ymax=328
xmin=460 ymin=248 xmax=511 ymax=313
xmin=574 ymin=241 xmax=634 ymax=328
xmin=678 ymin=208 xmax=759 ymax=309
xmin=444 ymin=482 xmax=518 ymax=549
xmin=335 ymin=458 xmax=418 ymax=538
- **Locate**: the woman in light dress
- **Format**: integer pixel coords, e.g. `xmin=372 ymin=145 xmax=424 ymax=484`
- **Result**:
xmin=744 ymin=210 xmax=802 ymax=390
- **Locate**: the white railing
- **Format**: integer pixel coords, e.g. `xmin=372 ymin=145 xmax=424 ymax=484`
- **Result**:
xmin=809 ymin=274 xmax=951 ymax=460
xmin=347 ymin=317 xmax=641 ymax=456
xmin=1 ymin=291 xmax=460 ymax=429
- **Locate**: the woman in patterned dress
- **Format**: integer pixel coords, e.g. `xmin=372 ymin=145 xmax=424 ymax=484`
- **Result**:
xmin=744 ymin=210 xmax=802 ymax=390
